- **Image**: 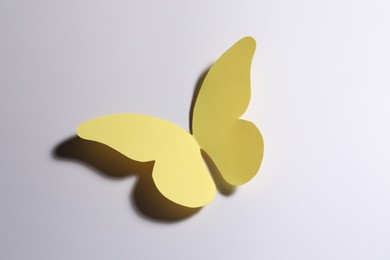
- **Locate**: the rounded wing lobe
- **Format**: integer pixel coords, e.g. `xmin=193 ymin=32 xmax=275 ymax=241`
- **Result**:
xmin=77 ymin=114 xmax=216 ymax=208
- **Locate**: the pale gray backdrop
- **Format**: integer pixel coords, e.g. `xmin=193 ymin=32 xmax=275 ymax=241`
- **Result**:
xmin=1 ymin=0 xmax=390 ymax=259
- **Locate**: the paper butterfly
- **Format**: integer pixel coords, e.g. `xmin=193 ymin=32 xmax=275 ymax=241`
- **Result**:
xmin=77 ymin=37 xmax=264 ymax=208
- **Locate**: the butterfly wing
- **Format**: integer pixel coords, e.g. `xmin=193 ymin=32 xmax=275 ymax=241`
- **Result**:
xmin=77 ymin=114 xmax=216 ymax=208
xmin=192 ymin=37 xmax=264 ymax=185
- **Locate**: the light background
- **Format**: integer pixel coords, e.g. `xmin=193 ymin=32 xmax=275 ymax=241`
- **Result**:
xmin=1 ymin=0 xmax=390 ymax=259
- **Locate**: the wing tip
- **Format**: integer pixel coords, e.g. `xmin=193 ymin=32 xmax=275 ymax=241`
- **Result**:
xmin=76 ymin=120 xmax=88 ymax=138
xmin=76 ymin=119 xmax=95 ymax=140
xmin=76 ymin=123 xmax=86 ymax=139
xmin=239 ymin=36 xmax=256 ymax=50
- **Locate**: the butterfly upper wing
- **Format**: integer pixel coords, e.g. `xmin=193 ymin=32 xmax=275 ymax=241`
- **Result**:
xmin=192 ymin=37 xmax=264 ymax=185
xmin=77 ymin=114 xmax=216 ymax=208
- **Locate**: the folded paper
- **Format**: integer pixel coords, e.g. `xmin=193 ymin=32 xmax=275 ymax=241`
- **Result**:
xmin=77 ymin=37 xmax=264 ymax=208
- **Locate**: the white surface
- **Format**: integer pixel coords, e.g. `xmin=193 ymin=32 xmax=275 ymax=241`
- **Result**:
xmin=1 ymin=0 xmax=390 ymax=259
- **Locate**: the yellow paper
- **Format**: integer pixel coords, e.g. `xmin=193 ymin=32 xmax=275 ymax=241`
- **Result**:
xmin=192 ymin=37 xmax=264 ymax=185
xmin=77 ymin=36 xmax=264 ymax=208
xmin=77 ymin=114 xmax=216 ymax=208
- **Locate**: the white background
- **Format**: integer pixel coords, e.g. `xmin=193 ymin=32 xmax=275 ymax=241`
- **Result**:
xmin=1 ymin=0 xmax=390 ymax=259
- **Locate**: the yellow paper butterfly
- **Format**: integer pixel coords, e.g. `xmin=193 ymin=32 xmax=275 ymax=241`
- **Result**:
xmin=77 ymin=37 xmax=264 ymax=208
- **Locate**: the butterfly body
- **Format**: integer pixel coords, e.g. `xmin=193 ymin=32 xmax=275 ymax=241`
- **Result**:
xmin=77 ymin=37 xmax=263 ymax=208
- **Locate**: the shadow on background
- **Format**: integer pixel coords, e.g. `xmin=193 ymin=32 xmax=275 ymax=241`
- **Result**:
xmin=53 ymin=136 xmax=201 ymax=223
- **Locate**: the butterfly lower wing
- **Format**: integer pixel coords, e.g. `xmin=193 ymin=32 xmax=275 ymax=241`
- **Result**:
xmin=77 ymin=114 xmax=216 ymax=208
xmin=192 ymin=37 xmax=264 ymax=185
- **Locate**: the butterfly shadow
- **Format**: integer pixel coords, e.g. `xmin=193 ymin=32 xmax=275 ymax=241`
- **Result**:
xmin=53 ymin=136 xmax=202 ymax=223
